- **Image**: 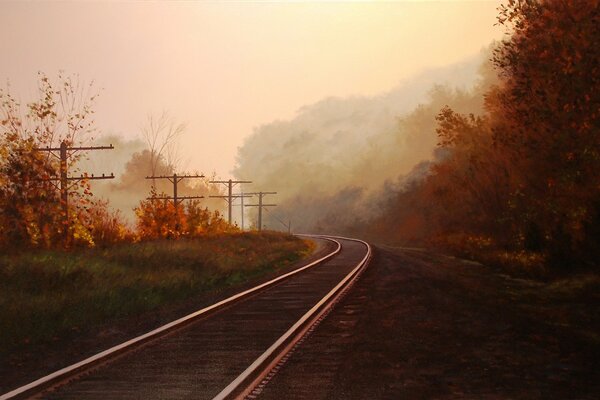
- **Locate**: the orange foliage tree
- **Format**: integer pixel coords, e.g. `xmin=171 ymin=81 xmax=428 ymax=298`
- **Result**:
xmin=0 ymin=72 xmax=128 ymax=249
xmin=87 ymin=200 xmax=135 ymax=246
xmin=135 ymin=189 xmax=235 ymax=240
xmin=490 ymin=0 xmax=600 ymax=264
xmin=375 ymin=0 xmax=599 ymax=269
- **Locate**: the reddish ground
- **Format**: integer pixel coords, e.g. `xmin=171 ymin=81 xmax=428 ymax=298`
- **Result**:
xmin=258 ymin=245 xmax=599 ymax=399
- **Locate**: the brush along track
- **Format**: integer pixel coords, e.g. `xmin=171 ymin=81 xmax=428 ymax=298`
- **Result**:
xmin=2 ymin=236 xmax=370 ymax=400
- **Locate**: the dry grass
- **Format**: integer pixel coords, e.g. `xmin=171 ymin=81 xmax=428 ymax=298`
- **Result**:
xmin=0 ymin=231 xmax=310 ymax=355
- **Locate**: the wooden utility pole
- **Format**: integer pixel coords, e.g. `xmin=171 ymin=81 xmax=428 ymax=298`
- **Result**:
xmin=229 ymin=191 xmax=253 ymax=230
xmin=264 ymin=207 xmax=292 ymax=234
xmin=209 ymin=179 xmax=252 ymax=224
xmin=244 ymin=191 xmax=277 ymax=231
xmin=34 ymin=140 xmax=115 ymax=245
xmin=144 ymin=173 xmax=206 ymax=207
xmin=241 ymin=191 xmax=246 ymax=230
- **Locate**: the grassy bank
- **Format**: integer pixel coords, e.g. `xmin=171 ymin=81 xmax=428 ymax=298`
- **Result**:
xmin=0 ymin=232 xmax=311 ymax=356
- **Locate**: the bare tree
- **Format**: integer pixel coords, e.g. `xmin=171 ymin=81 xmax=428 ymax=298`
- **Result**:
xmin=140 ymin=111 xmax=186 ymax=185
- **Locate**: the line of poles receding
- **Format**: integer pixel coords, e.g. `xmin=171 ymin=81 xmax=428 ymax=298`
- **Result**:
xmin=33 ymin=141 xmax=285 ymax=240
xmin=145 ymin=177 xmax=279 ymax=232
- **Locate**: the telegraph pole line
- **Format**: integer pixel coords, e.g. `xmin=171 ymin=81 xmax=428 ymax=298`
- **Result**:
xmin=34 ymin=140 xmax=115 ymax=245
xmin=144 ymin=173 xmax=206 ymax=207
xmin=209 ymin=179 xmax=252 ymax=224
xmin=244 ymin=191 xmax=277 ymax=231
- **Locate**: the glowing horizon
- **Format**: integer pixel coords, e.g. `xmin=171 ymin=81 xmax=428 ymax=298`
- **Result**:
xmin=0 ymin=1 xmax=503 ymax=177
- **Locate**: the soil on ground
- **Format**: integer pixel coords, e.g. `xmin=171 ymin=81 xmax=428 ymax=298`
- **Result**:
xmin=258 ymin=245 xmax=599 ymax=399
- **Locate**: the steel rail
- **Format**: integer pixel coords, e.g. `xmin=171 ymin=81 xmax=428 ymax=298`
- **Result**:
xmin=0 ymin=238 xmax=342 ymax=400
xmin=212 ymin=235 xmax=372 ymax=400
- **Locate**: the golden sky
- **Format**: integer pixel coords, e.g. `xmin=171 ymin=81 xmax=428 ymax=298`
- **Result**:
xmin=0 ymin=1 xmax=503 ymax=177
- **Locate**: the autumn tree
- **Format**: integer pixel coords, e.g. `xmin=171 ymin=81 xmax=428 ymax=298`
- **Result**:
xmin=134 ymin=192 xmax=234 ymax=240
xmin=0 ymin=72 xmax=107 ymax=248
xmin=490 ymin=0 xmax=600 ymax=265
xmin=134 ymin=188 xmax=187 ymax=240
xmin=432 ymin=108 xmax=512 ymax=240
xmin=375 ymin=0 xmax=599 ymax=270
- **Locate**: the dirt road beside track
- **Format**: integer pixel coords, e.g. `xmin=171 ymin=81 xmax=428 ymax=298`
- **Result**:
xmin=258 ymin=245 xmax=599 ymax=399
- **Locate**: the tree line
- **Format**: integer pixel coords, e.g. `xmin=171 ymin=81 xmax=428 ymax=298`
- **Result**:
xmin=370 ymin=0 xmax=599 ymax=272
xmin=0 ymin=73 xmax=233 ymax=250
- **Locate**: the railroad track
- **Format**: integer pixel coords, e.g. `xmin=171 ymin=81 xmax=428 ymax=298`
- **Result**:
xmin=2 ymin=235 xmax=371 ymax=400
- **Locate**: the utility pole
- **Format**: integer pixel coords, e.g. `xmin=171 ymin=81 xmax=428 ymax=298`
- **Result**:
xmin=209 ymin=179 xmax=252 ymax=224
xmin=264 ymin=206 xmax=292 ymax=234
xmin=230 ymin=191 xmax=251 ymax=230
xmin=244 ymin=191 xmax=277 ymax=231
xmin=34 ymin=140 xmax=115 ymax=246
xmin=238 ymin=191 xmax=246 ymax=230
xmin=144 ymin=173 xmax=206 ymax=207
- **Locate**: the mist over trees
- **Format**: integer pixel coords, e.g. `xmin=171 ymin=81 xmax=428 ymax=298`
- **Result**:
xmin=85 ymin=137 xmax=228 ymax=224
xmin=234 ymin=49 xmax=495 ymax=233
xmin=2 ymin=0 xmax=596 ymax=272
xmin=235 ymin=0 xmax=599 ymax=271
xmin=0 ymin=74 xmax=232 ymax=249
xmin=369 ymin=0 xmax=599 ymax=271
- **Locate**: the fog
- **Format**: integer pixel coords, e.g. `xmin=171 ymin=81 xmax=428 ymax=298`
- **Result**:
xmin=234 ymin=50 xmax=496 ymax=233
xmin=0 ymin=1 xmax=504 ymax=230
xmin=80 ymin=135 xmax=228 ymax=224
xmin=0 ymin=1 xmax=502 ymax=179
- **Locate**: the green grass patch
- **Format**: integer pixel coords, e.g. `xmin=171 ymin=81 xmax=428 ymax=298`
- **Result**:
xmin=0 ymin=232 xmax=311 ymax=355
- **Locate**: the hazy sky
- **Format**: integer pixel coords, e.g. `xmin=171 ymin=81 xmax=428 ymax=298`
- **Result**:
xmin=0 ymin=1 xmax=503 ymax=178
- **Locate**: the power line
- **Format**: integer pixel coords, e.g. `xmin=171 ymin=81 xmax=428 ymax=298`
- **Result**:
xmin=144 ymin=173 xmax=206 ymax=207
xmin=230 ymin=191 xmax=253 ymax=230
xmin=244 ymin=191 xmax=277 ymax=232
xmin=209 ymin=179 xmax=252 ymax=224
xmin=264 ymin=206 xmax=292 ymax=234
xmin=34 ymin=140 xmax=115 ymax=246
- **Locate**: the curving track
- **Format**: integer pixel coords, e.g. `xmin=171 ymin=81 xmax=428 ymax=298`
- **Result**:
xmin=2 ymin=236 xmax=370 ymax=400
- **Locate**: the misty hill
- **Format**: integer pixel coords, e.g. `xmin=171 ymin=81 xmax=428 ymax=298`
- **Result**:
xmin=234 ymin=49 xmax=494 ymax=232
